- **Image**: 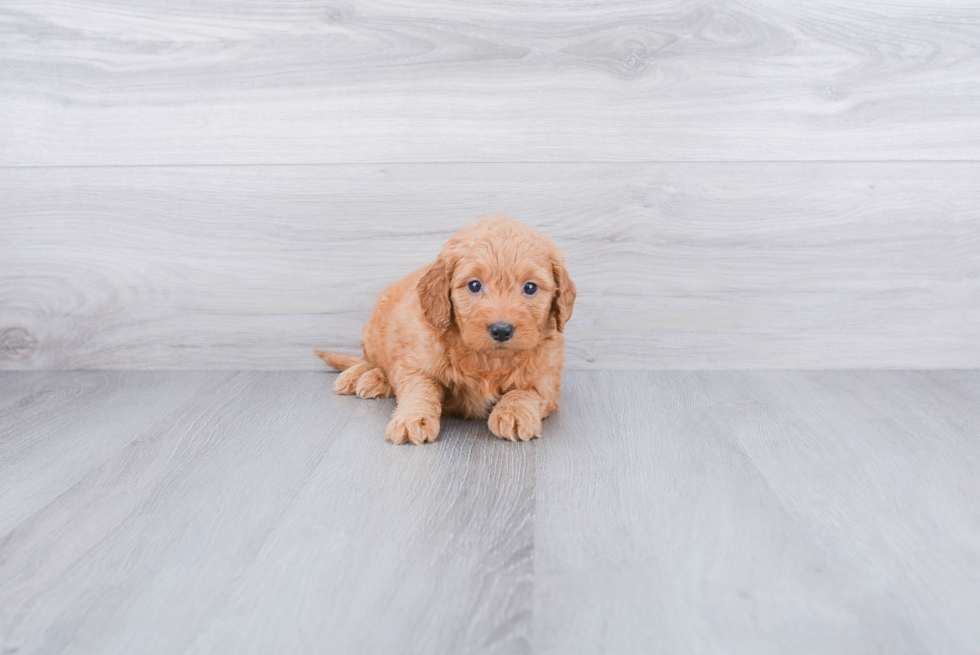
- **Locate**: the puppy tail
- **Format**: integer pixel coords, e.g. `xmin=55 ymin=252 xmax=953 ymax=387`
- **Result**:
xmin=315 ymin=350 xmax=364 ymax=371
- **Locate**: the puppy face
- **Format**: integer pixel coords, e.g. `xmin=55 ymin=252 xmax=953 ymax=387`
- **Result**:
xmin=418 ymin=217 xmax=576 ymax=352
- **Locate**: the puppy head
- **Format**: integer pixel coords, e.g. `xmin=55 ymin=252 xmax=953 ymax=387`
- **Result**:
xmin=418 ymin=216 xmax=576 ymax=352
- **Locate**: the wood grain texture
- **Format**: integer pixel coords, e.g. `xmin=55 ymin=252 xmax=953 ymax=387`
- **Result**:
xmin=534 ymin=370 xmax=980 ymax=654
xmin=0 ymin=371 xmax=229 ymax=535
xmin=2 ymin=163 xmax=979 ymax=370
xmin=0 ymin=371 xmax=532 ymax=655
xmin=2 ymin=370 xmax=979 ymax=653
xmin=2 ymin=0 xmax=980 ymax=165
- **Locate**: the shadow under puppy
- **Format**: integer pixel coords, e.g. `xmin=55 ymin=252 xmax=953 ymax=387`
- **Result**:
xmin=317 ymin=216 xmax=576 ymax=445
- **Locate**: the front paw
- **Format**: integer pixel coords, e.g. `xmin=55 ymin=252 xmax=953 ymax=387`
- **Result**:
xmin=385 ymin=413 xmax=440 ymax=445
xmin=488 ymin=402 xmax=542 ymax=442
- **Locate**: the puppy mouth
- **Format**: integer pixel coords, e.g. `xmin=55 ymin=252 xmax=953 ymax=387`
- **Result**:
xmin=490 ymin=339 xmax=529 ymax=352
xmin=480 ymin=338 xmax=513 ymax=352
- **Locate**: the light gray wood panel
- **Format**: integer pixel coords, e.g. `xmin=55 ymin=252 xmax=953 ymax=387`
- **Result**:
xmin=701 ymin=371 xmax=980 ymax=654
xmin=2 ymin=162 xmax=979 ymax=370
xmin=182 ymin=403 xmax=533 ymax=655
xmin=2 ymin=0 xmax=980 ymax=165
xmin=0 ymin=371 xmax=531 ymax=655
xmin=3 ymin=370 xmax=980 ymax=653
xmin=533 ymin=371 xmax=980 ymax=654
xmin=0 ymin=371 xmax=227 ymax=535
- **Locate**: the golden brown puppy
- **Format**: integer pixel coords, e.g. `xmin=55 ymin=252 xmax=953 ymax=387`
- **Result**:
xmin=317 ymin=216 xmax=575 ymax=445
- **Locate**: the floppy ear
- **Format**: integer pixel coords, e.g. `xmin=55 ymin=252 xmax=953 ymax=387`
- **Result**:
xmin=551 ymin=259 xmax=576 ymax=332
xmin=417 ymin=256 xmax=454 ymax=330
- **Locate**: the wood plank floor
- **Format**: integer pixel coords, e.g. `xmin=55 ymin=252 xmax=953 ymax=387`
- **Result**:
xmin=1 ymin=370 xmax=978 ymax=654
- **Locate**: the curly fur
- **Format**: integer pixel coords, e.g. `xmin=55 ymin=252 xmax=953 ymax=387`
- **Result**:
xmin=317 ymin=216 xmax=576 ymax=445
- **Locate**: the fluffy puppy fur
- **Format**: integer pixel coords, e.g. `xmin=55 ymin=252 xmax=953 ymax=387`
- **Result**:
xmin=317 ymin=216 xmax=576 ymax=445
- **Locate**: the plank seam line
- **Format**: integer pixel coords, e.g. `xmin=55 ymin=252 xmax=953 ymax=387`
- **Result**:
xmin=3 ymin=160 xmax=980 ymax=171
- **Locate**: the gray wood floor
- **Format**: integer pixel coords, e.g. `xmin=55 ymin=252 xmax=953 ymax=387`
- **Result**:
xmin=1 ymin=370 xmax=978 ymax=654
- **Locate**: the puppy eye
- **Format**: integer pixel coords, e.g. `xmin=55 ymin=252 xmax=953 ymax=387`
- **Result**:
xmin=467 ymin=280 xmax=482 ymax=293
xmin=523 ymin=282 xmax=538 ymax=295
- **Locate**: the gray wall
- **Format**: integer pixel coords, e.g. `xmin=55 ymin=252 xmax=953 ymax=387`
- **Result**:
xmin=2 ymin=0 xmax=979 ymax=370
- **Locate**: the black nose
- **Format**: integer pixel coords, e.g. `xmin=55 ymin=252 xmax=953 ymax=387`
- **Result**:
xmin=488 ymin=322 xmax=515 ymax=342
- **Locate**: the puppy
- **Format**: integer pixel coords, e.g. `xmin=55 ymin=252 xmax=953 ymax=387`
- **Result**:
xmin=317 ymin=216 xmax=575 ymax=445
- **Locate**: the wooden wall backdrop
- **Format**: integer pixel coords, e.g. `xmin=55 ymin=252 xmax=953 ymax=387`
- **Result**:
xmin=1 ymin=0 xmax=979 ymax=370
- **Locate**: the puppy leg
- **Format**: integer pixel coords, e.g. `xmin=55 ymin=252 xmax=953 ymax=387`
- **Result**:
xmin=489 ymin=390 xmax=550 ymax=442
xmin=385 ymin=375 xmax=442 ymax=445
xmin=356 ymin=368 xmax=392 ymax=399
xmin=334 ymin=362 xmax=371 ymax=395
